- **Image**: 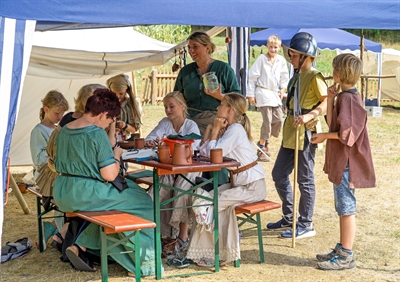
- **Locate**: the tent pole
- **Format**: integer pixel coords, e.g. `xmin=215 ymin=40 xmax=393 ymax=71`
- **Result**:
xmin=360 ymin=31 xmax=365 ymax=104
xmin=131 ymin=71 xmax=138 ymax=98
xmin=377 ymin=53 xmax=382 ymax=106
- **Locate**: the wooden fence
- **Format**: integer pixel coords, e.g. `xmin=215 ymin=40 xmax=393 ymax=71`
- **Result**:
xmin=138 ymin=70 xmax=381 ymax=105
xmin=322 ymin=73 xmax=379 ymax=100
xmin=139 ymin=69 xmax=178 ymax=105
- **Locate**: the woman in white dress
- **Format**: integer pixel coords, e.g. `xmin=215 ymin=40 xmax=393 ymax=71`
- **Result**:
xmin=145 ymin=91 xmax=201 ymax=251
xmin=187 ymin=93 xmax=267 ymax=266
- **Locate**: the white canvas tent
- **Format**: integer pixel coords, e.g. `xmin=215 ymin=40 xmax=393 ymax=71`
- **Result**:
xmin=28 ymin=26 xmax=175 ymax=79
xmin=9 ymin=27 xmax=176 ymax=165
xmin=9 ymin=26 xmax=227 ymax=165
xmin=381 ymin=48 xmax=400 ymax=101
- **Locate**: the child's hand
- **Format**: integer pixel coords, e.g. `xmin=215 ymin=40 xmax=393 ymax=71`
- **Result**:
xmin=213 ymin=117 xmax=228 ymax=131
xmin=146 ymin=140 xmax=155 ymax=148
xmin=248 ymin=97 xmax=256 ymax=106
xmin=328 ymin=83 xmax=340 ymax=98
xmin=294 ymin=114 xmax=311 ymax=127
xmin=310 ymin=133 xmax=325 ymax=144
xmin=116 ymin=120 xmax=125 ymax=129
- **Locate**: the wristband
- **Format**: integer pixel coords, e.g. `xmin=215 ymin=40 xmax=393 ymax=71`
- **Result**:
xmin=114 ymin=158 xmax=120 ymax=164
xmin=122 ymin=122 xmax=128 ymax=131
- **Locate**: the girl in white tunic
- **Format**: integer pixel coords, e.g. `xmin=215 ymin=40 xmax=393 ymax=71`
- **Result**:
xmin=145 ymin=91 xmax=201 ymax=250
xmin=187 ymin=93 xmax=267 ymax=265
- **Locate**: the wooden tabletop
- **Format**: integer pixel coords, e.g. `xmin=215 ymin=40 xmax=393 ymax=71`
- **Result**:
xmin=125 ymin=157 xmax=240 ymax=176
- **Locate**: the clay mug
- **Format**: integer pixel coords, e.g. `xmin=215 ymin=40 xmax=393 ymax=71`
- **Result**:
xmin=132 ymin=132 xmax=140 ymax=139
xmin=134 ymin=138 xmax=145 ymax=149
xmin=171 ymin=143 xmax=192 ymax=165
xmin=158 ymin=145 xmax=170 ymax=163
xmin=210 ymin=148 xmax=223 ymax=164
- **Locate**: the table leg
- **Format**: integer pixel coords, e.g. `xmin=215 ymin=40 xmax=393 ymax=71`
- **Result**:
xmin=213 ymin=170 xmax=220 ymax=272
xmin=153 ymin=170 xmax=162 ymax=280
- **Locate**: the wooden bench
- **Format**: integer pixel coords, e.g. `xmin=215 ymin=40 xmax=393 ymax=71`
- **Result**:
xmin=27 ymin=187 xmax=65 ymax=252
xmin=234 ymin=200 xmax=281 ymax=267
xmin=66 ymin=210 xmax=156 ymax=282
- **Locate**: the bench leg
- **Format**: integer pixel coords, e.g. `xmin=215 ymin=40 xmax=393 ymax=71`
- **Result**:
xmin=36 ymin=196 xmax=45 ymax=252
xmin=234 ymin=259 xmax=240 ymax=267
xmin=134 ymin=231 xmax=141 ymax=282
xmin=100 ymin=227 xmax=109 ymax=282
xmin=256 ymin=213 xmax=265 ymax=263
xmin=100 ymin=228 xmax=142 ymax=282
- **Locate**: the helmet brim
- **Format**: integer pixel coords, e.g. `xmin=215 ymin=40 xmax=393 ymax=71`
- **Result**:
xmin=282 ymin=44 xmax=321 ymax=62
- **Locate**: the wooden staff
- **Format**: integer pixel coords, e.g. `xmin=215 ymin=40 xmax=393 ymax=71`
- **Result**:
xmin=292 ymin=124 xmax=300 ymax=248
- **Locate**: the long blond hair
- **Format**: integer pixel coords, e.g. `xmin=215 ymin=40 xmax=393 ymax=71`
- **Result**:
xmin=74 ymin=84 xmax=106 ymax=113
xmin=223 ymin=93 xmax=252 ymax=140
xmin=106 ymin=74 xmax=142 ymax=124
xmin=163 ymin=91 xmax=188 ymax=118
xmin=39 ymin=90 xmax=69 ymax=121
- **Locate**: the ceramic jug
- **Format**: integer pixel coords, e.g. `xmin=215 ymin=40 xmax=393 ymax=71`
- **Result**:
xmin=202 ymin=72 xmax=219 ymax=92
xmin=171 ymin=143 xmax=192 ymax=165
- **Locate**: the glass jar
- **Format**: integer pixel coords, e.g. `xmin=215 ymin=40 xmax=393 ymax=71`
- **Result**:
xmin=202 ymin=72 xmax=219 ymax=92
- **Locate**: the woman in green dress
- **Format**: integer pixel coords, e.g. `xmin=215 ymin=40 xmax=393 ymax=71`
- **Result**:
xmin=53 ymin=89 xmax=158 ymax=276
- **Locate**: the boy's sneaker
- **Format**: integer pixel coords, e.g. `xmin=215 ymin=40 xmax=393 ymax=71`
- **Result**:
xmin=316 ymin=243 xmax=342 ymax=262
xmin=266 ymin=218 xmax=291 ymax=231
xmin=280 ymin=224 xmax=316 ymax=239
xmin=317 ymin=249 xmax=356 ymax=270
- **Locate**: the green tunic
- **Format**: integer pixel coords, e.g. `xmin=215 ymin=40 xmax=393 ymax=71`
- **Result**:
xmin=174 ymin=60 xmax=241 ymax=118
xmin=53 ymin=125 xmax=159 ymax=276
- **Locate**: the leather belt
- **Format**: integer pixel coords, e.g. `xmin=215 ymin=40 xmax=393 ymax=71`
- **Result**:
xmin=256 ymin=84 xmax=277 ymax=92
xmin=287 ymin=108 xmax=312 ymax=116
xmin=228 ymin=161 xmax=258 ymax=188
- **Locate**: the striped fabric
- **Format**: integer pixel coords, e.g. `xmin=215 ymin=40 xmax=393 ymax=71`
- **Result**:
xmin=227 ymin=27 xmax=250 ymax=97
xmin=0 ymin=17 xmax=35 ymax=216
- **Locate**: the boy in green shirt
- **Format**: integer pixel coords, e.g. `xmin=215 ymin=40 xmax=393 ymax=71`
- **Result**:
xmin=267 ymin=32 xmax=328 ymax=239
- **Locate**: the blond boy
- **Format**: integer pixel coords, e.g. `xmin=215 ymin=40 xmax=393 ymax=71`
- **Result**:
xmin=247 ymin=35 xmax=289 ymax=161
xmin=311 ymin=53 xmax=376 ymax=270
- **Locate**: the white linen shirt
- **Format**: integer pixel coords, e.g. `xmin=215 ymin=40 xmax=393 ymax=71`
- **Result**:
xmin=246 ymin=54 xmax=289 ymax=107
xmin=200 ymin=123 xmax=265 ymax=186
xmin=145 ymin=117 xmax=201 ymax=150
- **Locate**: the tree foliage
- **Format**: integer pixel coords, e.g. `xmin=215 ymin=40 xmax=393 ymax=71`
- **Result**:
xmin=133 ymin=25 xmax=191 ymax=44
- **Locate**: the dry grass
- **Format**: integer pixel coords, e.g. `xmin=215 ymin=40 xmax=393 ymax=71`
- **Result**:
xmin=2 ymin=105 xmax=400 ymax=282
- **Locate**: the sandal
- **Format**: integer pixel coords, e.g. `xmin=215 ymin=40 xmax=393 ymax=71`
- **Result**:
xmin=50 ymin=232 xmax=63 ymax=253
xmin=167 ymin=257 xmax=191 ymax=269
xmin=175 ymin=237 xmax=189 ymax=252
xmin=196 ymin=257 xmax=227 ymax=267
xmin=66 ymin=244 xmax=96 ymax=272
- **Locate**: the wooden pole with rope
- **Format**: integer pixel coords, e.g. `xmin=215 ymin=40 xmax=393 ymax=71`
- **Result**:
xmin=292 ymin=124 xmax=300 ymax=248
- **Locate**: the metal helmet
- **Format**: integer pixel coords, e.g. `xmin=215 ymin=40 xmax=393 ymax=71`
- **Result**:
xmin=288 ymin=32 xmax=318 ymax=58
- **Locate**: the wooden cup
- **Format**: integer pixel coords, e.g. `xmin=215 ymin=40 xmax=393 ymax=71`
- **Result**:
xmin=134 ymin=138 xmax=145 ymax=149
xmin=210 ymin=148 xmax=223 ymax=164
xmin=158 ymin=145 xmax=170 ymax=163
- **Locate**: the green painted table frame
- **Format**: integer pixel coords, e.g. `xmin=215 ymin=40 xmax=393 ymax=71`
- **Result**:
xmin=126 ymin=159 xmax=240 ymax=280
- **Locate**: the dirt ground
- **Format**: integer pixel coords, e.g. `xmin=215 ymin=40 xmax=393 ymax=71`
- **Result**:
xmin=1 ymin=106 xmax=399 ymax=282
